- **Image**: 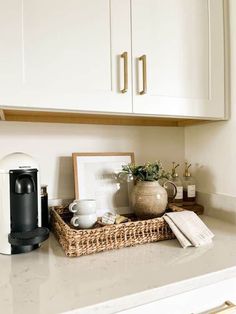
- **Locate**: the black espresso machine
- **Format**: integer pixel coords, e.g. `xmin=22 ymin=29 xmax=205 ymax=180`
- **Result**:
xmin=0 ymin=153 xmax=49 ymax=254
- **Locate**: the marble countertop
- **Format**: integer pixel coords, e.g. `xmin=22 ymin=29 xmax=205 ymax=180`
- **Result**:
xmin=1 ymin=215 xmax=236 ymax=314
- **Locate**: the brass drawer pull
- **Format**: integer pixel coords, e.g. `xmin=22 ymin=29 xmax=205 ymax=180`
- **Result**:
xmin=212 ymin=301 xmax=236 ymax=313
xmin=139 ymin=54 xmax=147 ymax=95
xmin=121 ymin=52 xmax=128 ymax=93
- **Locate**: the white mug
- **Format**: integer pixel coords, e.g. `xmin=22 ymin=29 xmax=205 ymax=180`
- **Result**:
xmin=69 ymin=199 xmax=96 ymax=215
xmin=70 ymin=214 xmax=97 ymax=229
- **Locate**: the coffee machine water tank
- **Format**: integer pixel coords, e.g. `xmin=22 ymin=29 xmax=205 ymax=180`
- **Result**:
xmin=0 ymin=153 xmax=49 ymax=255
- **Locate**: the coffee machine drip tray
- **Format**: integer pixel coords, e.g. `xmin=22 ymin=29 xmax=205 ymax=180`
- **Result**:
xmin=8 ymin=227 xmax=49 ymax=246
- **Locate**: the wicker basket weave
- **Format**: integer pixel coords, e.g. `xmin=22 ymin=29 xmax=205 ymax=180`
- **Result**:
xmin=51 ymin=206 xmax=177 ymax=257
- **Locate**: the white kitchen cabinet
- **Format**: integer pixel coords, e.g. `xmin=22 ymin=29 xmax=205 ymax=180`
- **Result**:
xmin=132 ymin=0 xmax=225 ymax=119
xmin=0 ymin=2 xmax=22 ymax=102
xmin=119 ymin=277 xmax=236 ymax=314
xmin=0 ymin=0 xmax=132 ymax=113
xmin=0 ymin=0 xmax=225 ymax=120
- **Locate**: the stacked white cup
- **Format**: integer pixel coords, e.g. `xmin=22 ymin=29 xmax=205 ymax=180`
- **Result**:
xmin=69 ymin=199 xmax=97 ymax=229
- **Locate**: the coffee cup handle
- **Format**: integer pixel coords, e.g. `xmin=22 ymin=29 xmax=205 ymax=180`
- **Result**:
xmin=69 ymin=202 xmax=77 ymax=213
xmin=70 ymin=216 xmax=79 ymax=227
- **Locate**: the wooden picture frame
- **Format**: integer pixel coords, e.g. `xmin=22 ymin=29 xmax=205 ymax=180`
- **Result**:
xmin=72 ymin=152 xmax=135 ymax=216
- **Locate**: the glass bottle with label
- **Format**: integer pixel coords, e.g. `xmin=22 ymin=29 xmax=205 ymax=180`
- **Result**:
xmin=171 ymin=162 xmax=183 ymax=205
xmin=182 ymin=163 xmax=196 ymax=205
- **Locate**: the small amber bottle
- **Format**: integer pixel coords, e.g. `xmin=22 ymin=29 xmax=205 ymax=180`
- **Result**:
xmin=171 ymin=162 xmax=183 ymax=205
xmin=182 ymin=162 xmax=196 ymax=205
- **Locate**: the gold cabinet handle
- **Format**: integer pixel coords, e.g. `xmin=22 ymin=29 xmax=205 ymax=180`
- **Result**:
xmin=121 ymin=52 xmax=128 ymax=93
xmin=212 ymin=301 xmax=236 ymax=313
xmin=139 ymin=54 xmax=147 ymax=95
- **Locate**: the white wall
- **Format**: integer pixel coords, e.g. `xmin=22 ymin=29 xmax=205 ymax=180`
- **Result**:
xmin=0 ymin=122 xmax=184 ymax=200
xmin=185 ymin=0 xmax=236 ymax=219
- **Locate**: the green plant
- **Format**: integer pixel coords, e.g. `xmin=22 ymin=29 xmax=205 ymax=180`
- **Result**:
xmin=121 ymin=161 xmax=171 ymax=182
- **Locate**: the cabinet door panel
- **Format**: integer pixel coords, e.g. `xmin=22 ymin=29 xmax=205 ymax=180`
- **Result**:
xmin=0 ymin=1 xmax=22 ymax=96
xmin=120 ymin=277 xmax=236 ymax=314
xmin=132 ymin=0 xmax=225 ymax=118
xmin=0 ymin=0 xmax=132 ymax=113
xmin=23 ymin=0 xmax=111 ymax=92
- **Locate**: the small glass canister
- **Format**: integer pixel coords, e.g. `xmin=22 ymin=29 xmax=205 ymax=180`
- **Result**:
xmin=41 ymin=185 xmax=49 ymax=228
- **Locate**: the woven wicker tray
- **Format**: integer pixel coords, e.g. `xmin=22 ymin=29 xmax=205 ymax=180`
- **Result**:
xmin=51 ymin=206 xmax=187 ymax=257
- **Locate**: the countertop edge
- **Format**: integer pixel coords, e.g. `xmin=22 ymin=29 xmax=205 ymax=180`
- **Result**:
xmin=66 ymin=266 xmax=236 ymax=314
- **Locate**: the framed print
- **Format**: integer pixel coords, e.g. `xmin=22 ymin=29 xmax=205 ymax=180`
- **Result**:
xmin=72 ymin=152 xmax=135 ymax=216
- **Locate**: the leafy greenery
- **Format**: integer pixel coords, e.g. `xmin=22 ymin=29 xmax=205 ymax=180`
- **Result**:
xmin=121 ymin=161 xmax=171 ymax=182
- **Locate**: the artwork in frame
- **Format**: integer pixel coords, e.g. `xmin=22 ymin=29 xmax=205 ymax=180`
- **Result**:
xmin=72 ymin=152 xmax=135 ymax=216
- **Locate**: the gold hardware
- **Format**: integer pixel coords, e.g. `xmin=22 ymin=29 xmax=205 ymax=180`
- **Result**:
xmin=0 ymin=110 xmax=5 ymax=121
xmin=172 ymin=162 xmax=180 ymax=178
xmin=121 ymin=52 xmax=128 ymax=93
xmin=184 ymin=162 xmax=192 ymax=177
xmin=212 ymin=301 xmax=236 ymax=313
xmin=139 ymin=54 xmax=147 ymax=95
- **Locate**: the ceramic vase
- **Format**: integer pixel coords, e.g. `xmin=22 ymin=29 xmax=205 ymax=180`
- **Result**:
xmin=131 ymin=181 xmax=176 ymax=219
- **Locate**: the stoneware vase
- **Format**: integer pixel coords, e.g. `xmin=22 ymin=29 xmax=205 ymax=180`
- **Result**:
xmin=131 ymin=181 xmax=177 ymax=219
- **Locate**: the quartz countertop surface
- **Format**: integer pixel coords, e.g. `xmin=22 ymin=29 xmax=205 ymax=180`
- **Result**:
xmin=1 ymin=215 xmax=236 ymax=314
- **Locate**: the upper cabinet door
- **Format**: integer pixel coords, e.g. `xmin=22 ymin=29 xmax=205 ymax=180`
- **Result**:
xmin=0 ymin=0 xmax=132 ymax=113
xmin=132 ymin=0 xmax=225 ymax=119
xmin=0 ymin=1 xmax=23 ymax=102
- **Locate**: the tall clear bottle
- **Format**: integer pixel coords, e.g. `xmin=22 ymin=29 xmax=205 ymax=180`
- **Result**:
xmin=171 ymin=162 xmax=183 ymax=205
xmin=182 ymin=162 xmax=196 ymax=205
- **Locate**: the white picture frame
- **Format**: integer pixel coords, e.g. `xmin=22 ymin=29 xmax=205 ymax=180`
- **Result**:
xmin=72 ymin=152 xmax=135 ymax=216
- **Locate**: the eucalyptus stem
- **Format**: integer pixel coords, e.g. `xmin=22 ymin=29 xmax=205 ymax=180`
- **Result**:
xmin=121 ymin=161 xmax=171 ymax=182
